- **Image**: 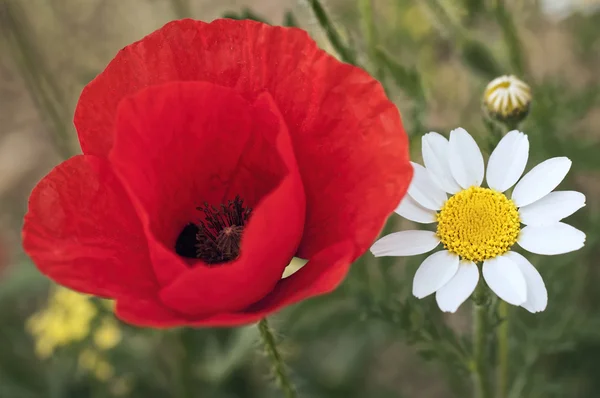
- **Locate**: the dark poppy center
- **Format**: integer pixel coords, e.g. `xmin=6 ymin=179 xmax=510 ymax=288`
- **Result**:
xmin=175 ymin=195 xmax=252 ymax=265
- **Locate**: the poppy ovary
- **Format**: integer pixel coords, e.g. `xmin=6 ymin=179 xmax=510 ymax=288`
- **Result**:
xmin=194 ymin=195 xmax=252 ymax=265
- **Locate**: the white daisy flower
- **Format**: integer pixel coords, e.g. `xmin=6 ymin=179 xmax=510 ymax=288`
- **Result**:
xmin=371 ymin=128 xmax=586 ymax=313
xmin=483 ymin=75 xmax=532 ymax=124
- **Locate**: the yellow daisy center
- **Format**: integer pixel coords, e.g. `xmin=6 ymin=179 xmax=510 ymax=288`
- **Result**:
xmin=436 ymin=187 xmax=520 ymax=262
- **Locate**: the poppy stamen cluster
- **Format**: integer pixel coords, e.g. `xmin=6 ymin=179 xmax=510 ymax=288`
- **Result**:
xmin=195 ymin=196 xmax=252 ymax=264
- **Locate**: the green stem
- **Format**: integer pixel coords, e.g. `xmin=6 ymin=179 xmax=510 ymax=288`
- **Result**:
xmin=258 ymin=319 xmax=297 ymax=398
xmin=497 ymin=301 xmax=510 ymax=398
xmin=472 ymin=280 xmax=492 ymax=398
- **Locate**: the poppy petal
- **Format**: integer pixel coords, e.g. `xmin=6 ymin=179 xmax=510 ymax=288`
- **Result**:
xmin=285 ymin=61 xmax=410 ymax=258
xmin=22 ymin=155 xmax=158 ymax=299
xmin=75 ymin=18 xmax=411 ymax=261
xmin=109 ymin=82 xmax=291 ymax=288
xmin=157 ymin=92 xmax=306 ymax=316
xmin=196 ymin=241 xmax=355 ymax=326
xmin=115 ymin=296 xmax=186 ymax=328
xmin=115 ymin=241 xmax=354 ymax=327
xmin=116 ymin=295 xmax=256 ymax=327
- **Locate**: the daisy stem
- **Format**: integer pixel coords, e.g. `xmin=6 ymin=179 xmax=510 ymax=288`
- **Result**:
xmin=472 ymin=281 xmax=492 ymax=398
xmin=497 ymin=300 xmax=510 ymax=398
xmin=258 ymin=318 xmax=298 ymax=398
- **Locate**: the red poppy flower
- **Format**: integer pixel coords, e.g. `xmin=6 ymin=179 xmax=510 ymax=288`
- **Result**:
xmin=22 ymin=19 xmax=412 ymax=327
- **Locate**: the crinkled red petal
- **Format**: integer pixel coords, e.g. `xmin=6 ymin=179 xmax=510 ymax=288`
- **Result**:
xmin=109 ymin=81 xmax=283 ymax=286
xmin=115 ymin=241 xmax=354 ymax=327
xmin=22 ymin=155 xmax=158 ymax=299
xmin=109 ymin=82 xmax=305 ymax=317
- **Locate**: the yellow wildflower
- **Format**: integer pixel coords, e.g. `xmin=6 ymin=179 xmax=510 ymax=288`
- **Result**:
xmin=93 ymin=319 xmax=122 ymax=350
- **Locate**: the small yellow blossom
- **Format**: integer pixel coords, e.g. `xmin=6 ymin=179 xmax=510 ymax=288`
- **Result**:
xmin=26 ymin=288 xmax=96 ymax=358
xmin=93 ymin=319 xmax=122 ymax=350
xmin=27 ymin=287 xmax=124 ymax=385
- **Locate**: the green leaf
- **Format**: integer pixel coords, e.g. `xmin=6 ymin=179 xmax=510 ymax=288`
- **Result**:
xmin=358 ymin=0 xmax=385 ymax=84
xmin=240 ymin=8 xmax=269 ymax=24
xmin=222 ymin=8 xmax=270 ymax=24
xmin=463 ymin=0 xmax=486 ymax=21
xmin=493 ymin=0 xmax=527 ymax=75
xmin=375 ymin=47 xmax=426 ymax=102
xmin=460 ymin=38 xmax=502 ymax=79
xmin=222 ymin=11 xmax=242 ymax=20
xmin=305 ymin=0 xmax=357 ymax=65
xmin=283 ymin=11 xmax=299 ymax=27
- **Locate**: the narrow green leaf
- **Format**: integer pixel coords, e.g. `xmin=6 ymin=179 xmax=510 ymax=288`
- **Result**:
xmin=240 ymin=8 xmax=269 ymax=24
xmin=463 ymin=0 xmax=486 ymax=21
xmin=421 ymin=0 xmax=503 ymax=79
xmin=493 ymin=0 xmax=527 ymax=75
xmin=358 ymin=0 xmax=385 ymax=82
xmin=305 ymin=0 xmax=357 ymax=65
xmin=283 ymin=11 xmax=299 ymax=27
xmin=460 ymin=38 xmax=502 ymax=79
xmin=222 ymin=8 xmax=270 ymax=24
xmin=375 ymin=47 xmax=425 ymax=102
xmin=222 ymin=11 xmax=242 ymax=20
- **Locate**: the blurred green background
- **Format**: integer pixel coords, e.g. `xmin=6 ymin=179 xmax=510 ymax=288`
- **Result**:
xmin=0 ymin=0 xmax=599 ymax=397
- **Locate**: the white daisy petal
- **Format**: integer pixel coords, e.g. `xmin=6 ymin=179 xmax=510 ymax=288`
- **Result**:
xmin=511 ymin=157 xmax=572 ymax=207
xmin=448 ymin=128 xmax=485 ymax=188
xmin=422 ymin=132 xmax=462 ymax=194
xmin=370 ymin=230 xmax=440 ymax=257
xmin=483 ymin=255 xmax=527 ymax=305
xmin=508 ymin=91 xmax=518 ymax=112
xmin=407 ymin=162 xmax=447 ymax=210
xmin=413 ymin=250 xmax=459 ymax=299
xmin=499 ymin=92 xmax=508 ymax=113
xmin=518 ymin=222 xmax=585 ymax=255
xmin=504 ymin=252 xmax=547 ymax=313
xmin=435 ymin=261 xmax=479 ymax=313
xmin=519 ymin=191 xmax=586 ymax=226
xmin=282 ymin=257 xmax=309 ymax=279
xmin=488 ymin=90 xmax=501 ymax=103
xmin=395 ymin=194 xmax=437 ymax=224
xmin=486 ymin=130 xmax=529 ymax=192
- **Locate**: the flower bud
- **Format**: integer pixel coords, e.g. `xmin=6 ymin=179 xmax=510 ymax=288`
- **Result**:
xmin=483 ymin=75 xmax=532 ymax=126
